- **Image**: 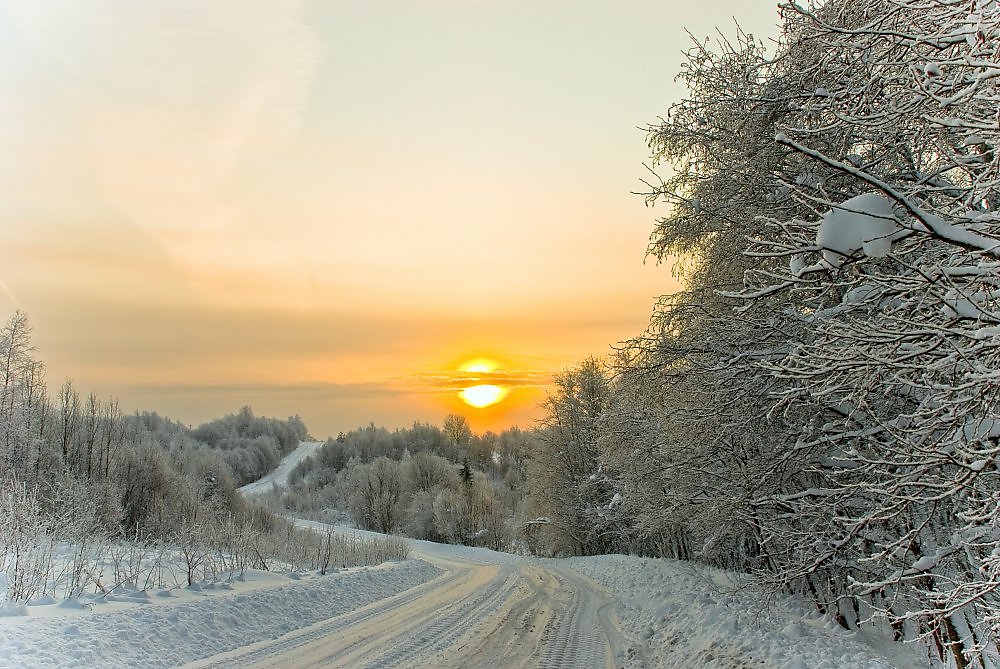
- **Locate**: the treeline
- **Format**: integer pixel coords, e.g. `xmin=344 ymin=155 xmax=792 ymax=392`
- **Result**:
xmin=277 ymin=419 xmax=532 ymax=551
xmin=0 ymin=312 xmax=396 ymax=604
xmin=526 ymin=2 xmax=1000 ymax=667
xmin=1 ymin=311 xmax=238 ymax=542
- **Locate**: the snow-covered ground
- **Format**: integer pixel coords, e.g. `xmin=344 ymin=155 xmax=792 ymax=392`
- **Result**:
xmin=0 ymin=443 xmax=934 ymax=668
xmin=566 ymin=555 xmax=932 ymax=669
xmin=238 ymin=441 xmax=324 ymax=497
xmin=0 ymin=558 xmax=439 ymax=668
xmin=0 ymin=531 xmax=931 ymax=668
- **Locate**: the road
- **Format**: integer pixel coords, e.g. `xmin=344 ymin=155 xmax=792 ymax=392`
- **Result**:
xmin=200 ymin=442 xmax=627 ymax=668
xmin=187 ymin=532 xmax=624 ymax=669
xmin=237 ymin=440 xmax=324 ymax=497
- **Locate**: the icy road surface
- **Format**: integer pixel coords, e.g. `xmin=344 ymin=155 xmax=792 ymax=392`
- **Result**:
xmin=187 ymin=523 xmax=624 ymax=669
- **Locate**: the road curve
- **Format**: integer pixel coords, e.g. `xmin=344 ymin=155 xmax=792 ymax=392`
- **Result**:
xmin=188 ymin=526 xmax=624 ymax=669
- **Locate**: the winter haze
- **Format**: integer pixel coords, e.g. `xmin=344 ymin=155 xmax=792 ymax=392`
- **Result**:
xmin=4 ymin=0 xmax=1000 ymax=667
xmin=0 ymin=0 xmax=779 ymax=436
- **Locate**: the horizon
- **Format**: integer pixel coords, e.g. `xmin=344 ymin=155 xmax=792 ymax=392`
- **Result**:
xmin=0 ymin=0 xmax=781 ymax=439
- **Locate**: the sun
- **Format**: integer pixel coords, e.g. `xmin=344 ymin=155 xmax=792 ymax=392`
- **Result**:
xmin=459 ymin=384 xmax=509 ymax=409
xmin=456 ymin=358 xmax=509 ymax=408
xmin=460 ymin=357 xmax=499 ymax=374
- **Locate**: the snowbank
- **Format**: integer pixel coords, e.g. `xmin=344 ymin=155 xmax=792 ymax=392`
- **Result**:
xmin=0 ymin=560 xmax=440 ymax=668
xmin=565 ymin=554 xmax=931 ymax=669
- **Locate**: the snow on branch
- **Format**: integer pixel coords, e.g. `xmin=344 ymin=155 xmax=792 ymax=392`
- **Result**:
xmin=775 ymin=133 xmax=1000 ymax=259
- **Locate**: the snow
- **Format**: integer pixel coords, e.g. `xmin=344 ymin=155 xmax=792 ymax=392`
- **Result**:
xmin=0 ymin=445 xmax=932 ymax=667
xmin=789 ymin=252 xmax=807 ymax=277
xmin=816 ymin=194 xmax=902 ymax=268
xmin=840 ymin=283 xmax=884 ymax=306
xmin=941 ymin=288 xmax=989 ymax=320
xmin=959 ymin=416 xmax=1000 ymax=442
xmin=0 ymin=531 xmax=929 ymax=668
xmin=0 ymin=560 xmax=440 ymax=668
xmin=566 ymin=555 xmax=928 ymax=669
xmin=920 ymin=211 xmax=1000 ymax=256
xmin=238 ymin=440 xmax=323 ymax=497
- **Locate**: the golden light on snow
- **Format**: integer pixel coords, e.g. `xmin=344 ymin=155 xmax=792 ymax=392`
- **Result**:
xmin=459 ymin=384 xmax=509 ymax=409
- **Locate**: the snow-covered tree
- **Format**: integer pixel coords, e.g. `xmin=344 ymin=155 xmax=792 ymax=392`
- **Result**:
xmin=527 ymin=358 xmax=623 ymax=555
xmin=743 ymin=2 xmax=1000 ymax=663
xmin=346 ymin=456 xmax=404 ymax=534
xmin=629 ymin=0 xmax=1000 ymax=664
xmin=0 ymin=311 xmax=46 ymax=477
xmin=607 ymin=20 xmax=821 ymax=572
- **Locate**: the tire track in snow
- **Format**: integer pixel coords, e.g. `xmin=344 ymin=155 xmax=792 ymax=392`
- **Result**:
xmin=536 ymin=566 xmax=615 ymax=669
xmin=186 ymin=523 xmax=627 ymax=669
xmin=191 ymin=561 xmax=523 ymax=668
xmin=187 ymin=564 xmax=468 ymax=669
xmin=324 ymin=565 xmax=520 ymax=668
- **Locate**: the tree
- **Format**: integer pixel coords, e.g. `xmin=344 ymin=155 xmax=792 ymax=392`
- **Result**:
xmin=432 ymin=487 xmax=469 ymax=544
xmin=527 ymin=358 xmax=621 ymax=555
xmin=57 ymin=380 xmax=80 ymax=468
xmin=613 ymin=30 xmax=817 ymax=565
xmin=631 ymin=1 xmax=1000 ymax=664
xmin=405 ymin=451 xmax=458 ymax=493
xmin=745 ymin=3 xmax=1000 ymax=662
xmin=443 ymin=414 xmax=472 ymax=448
xmin=346 ymin=457 xmax=403 ymax=534
xmin=0 ymin=311 xmax=42 ymax=474
xmin=403 ymin=490 xmax=439 ymax=541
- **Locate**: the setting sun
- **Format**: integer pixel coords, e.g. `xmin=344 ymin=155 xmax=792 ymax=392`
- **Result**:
xmin=460 ymin=358 xmax=499 ymax=374
xmin=457 ymin=358 xmax=509 ymax=409
xmin=459 ymin=384 xmax=509 ymax=409
xmin=0 ymin=0 xmax=714 ymax=439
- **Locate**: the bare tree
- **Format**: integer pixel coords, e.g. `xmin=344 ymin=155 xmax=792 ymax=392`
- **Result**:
xmin=0 ymin=312 xmax=38 ymax=471
xmin=443 ymin=414 xmax=472 ymax=448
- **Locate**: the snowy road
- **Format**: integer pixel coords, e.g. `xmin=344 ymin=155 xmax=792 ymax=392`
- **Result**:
xmin=237 ymin=441 xmax=324 ymax=497
xmin=231 ymin=443 xmax=623 ymax=667
xmin=187 ymin=527 xmax=623 ymax=669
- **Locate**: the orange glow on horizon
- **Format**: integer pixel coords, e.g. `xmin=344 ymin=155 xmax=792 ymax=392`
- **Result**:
xmin=2 ymin=0 xmax=773 ymax=439
xmin=442 ymin=384 xmax=546 ymax=435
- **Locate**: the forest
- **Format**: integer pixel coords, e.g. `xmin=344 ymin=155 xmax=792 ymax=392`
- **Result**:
xmin=2 ymin=0 xmax=999 ymax=666
xmin=0 ymin=314 xmax=406 ymax=603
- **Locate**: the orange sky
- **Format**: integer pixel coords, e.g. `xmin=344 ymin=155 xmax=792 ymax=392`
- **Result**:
xmin=0 ymin=0 xmax=780 ymax=438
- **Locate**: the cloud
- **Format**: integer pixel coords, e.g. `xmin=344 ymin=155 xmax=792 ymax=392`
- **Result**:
xmin=128 ymin=380 xmax=404 ymax=401
xmin=398 ymin=369 xmax=553 ymax=394
xmin=124 ymin=356 xmax=553 ymax=401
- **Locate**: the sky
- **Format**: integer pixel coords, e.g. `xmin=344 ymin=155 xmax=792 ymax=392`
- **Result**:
xmin=0 ymin=0 xmax=781 ymax=439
